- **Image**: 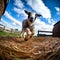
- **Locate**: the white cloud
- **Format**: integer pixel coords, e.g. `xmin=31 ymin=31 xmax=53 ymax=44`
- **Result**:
xmin=34 ymin=18 xmax=53 ymax=36
xmin=13 ymin=0 xmax=28 ymax=18
xmin=4 ymin=11 xmax=22 ymax=28
xmin=13 ymin=7 xmax=27 ymax=17
xmin=55 ymin=7 xmax=60 ymax=15
xmin=14 ymin=0 xmax=24 ymax=9
xmin=26 ymin=0 xmax=51 ymax=18
xmin=13 ymin=22 xmax=16 ymax=26
xmin=55 ymin=7 xmax=60 ymax=12
xmin=13 ymin=7 xmax=29 ymax=21
xmin=47 ymin=18 xmax=56 ymax=25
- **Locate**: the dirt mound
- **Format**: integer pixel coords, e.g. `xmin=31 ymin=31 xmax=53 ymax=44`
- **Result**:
xmin=0 ymin=36 xmax=60 ymax=60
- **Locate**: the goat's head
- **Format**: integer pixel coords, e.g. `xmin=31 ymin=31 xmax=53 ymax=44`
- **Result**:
xmin=24 ymin=10 xmax=42 ymax=22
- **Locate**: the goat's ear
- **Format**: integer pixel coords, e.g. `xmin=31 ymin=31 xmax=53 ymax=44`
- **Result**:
xmin=24 ymin=10 xmax=29 ymax=15
xmin=36 ymin=14 xmax=42 ymax=17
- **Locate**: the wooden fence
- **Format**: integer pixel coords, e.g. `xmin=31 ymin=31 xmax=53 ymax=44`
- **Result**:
xmin=37 ymin=30 xmax=52 ymax=37
xmin=0 ymin=24 xmax=20 ymax=33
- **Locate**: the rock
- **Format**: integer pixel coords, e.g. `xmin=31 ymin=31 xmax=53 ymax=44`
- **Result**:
xmin=0 ymin=36 xmax=60 ymax=60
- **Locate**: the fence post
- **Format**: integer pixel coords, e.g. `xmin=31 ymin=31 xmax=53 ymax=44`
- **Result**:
xmin=37 ymin=30 xmax=39 ymax=37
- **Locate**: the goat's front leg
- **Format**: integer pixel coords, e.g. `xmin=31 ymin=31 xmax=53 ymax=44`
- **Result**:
xmin=20 ymin=30 xmax=25 ymax=38
xmin=24 ymin=28 xmax=32 ymax=41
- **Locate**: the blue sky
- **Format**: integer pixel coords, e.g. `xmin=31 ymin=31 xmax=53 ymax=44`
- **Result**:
xmin=0 ymin=0 xmax=60 ymax=35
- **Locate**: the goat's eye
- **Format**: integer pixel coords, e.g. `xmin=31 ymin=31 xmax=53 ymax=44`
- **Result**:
xmin=28 ymin=13 xmax=31 ymax=18
xmin=28 ymin=12 xmax=31 ymax=15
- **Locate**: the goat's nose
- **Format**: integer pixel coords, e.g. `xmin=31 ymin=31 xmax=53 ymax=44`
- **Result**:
xmin=30 ymin=17 xmax=33 ymax=20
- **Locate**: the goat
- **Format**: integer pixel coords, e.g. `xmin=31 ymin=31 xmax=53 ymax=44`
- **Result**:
xmin=21 ymin=10 xmax=42 ymax=41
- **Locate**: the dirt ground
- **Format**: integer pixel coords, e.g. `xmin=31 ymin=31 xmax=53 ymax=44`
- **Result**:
xmin=0 ymin=36 xmax=60 ymax=60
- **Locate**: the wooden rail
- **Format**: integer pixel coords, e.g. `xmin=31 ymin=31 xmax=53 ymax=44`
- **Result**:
xmin=37 ymin=30 xmax=52 ymax=37
xmin=0 ymin=24 xmax=20 ymax=33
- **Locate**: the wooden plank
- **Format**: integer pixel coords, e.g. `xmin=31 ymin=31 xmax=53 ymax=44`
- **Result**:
xmin=38 ymin=30 xmax=52 ymax=33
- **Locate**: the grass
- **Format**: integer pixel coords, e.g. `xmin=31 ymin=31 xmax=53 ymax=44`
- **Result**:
xmin=0 ymin=30 xmax=20 ymax=37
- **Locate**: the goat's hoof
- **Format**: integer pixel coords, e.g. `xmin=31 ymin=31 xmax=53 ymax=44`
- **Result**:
xmin=24 ymin=38 xmax=28 ymax=41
